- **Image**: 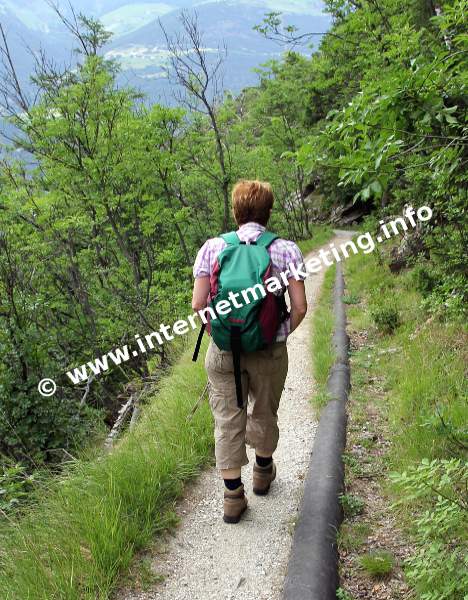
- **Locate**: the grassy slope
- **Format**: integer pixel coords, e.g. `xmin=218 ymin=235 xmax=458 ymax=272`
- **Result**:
xmin=339 ymin=248 xmax=467 ymax=599
xmin=344 ymin=250 xmax=466 ymax=467
xmin=0 ymin=337 xmax=213 ymax=600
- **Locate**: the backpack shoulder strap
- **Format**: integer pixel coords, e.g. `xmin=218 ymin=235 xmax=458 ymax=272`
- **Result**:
xmin=256 ymin=231 xmax=278 ymax=248
xmin=220 ymin=231 xmax=241 ymax=246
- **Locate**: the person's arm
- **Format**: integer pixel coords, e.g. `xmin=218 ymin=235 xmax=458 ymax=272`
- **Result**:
xmin=288 ymin=278 xmax=307 ymax=332
xmin=192 ymin=276 xmax=210 ymax=312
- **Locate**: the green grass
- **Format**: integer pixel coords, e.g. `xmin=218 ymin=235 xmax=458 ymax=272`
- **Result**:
xmin=0 ymin=337 xmax=213 ymax=599
xmin=358 ymin=551 xmax=394 ymax=578
xmin=310 ymin=263 xmax=336 ymax=411
xmin=338 ymin=521 xmax=372 ymax=552
xmin=297 ymin=223 xmax=337 ymax=413
xmin=344 ymin=250 xmax=467 ymax=468
xmin=342 ymin=293 xmax=360 ymax=305
xmin=343 ymin=247 xmax=467 ymax=599
xmin=296 ymin=224 xmax=334 ymax=255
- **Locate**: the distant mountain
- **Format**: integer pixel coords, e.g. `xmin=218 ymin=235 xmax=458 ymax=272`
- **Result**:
xmin=0 ymin=1 xmax=76 ymax=99
xmin=0 ymin=0 xmax=331 ymax=104
xmin=108 ymin=2 xmax=330 ymax=102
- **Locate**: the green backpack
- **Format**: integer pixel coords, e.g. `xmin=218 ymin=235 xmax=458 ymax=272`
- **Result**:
xmin=193 ymin=231 xmax=288 ymax=408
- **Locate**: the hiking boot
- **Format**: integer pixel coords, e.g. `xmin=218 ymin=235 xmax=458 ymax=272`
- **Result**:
xmin=253 ymin=461 xmax=276 ymax=495
xmin=223 ymin=484 xmax=248 ymax=524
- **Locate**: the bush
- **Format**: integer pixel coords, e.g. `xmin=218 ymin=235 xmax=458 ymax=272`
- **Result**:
xmin=340 ymin=493 xmax=365 ymax=518
xmin=390 ymin=459 xmax=468 ymax=600
xmin=422 ymin=273 xmax=468 ymax=321
xmin=0 ymin=460 xmax=36 ymax=514
xmin=369 ymin=303 xmax=400 ymax=335
xmin=411 ymin=264 xmax=436 ymax=297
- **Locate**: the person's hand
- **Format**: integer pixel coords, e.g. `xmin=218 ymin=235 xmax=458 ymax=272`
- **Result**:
xmin=288 ymin=279 xmax=307 ymax=332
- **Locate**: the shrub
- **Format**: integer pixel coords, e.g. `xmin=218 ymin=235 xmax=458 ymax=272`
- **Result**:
xmin=411 ymin=264 xmax=436 ymax=296
xmin=340 ymin=493 xmax=365 ymax=518
xmin=369 ymin=303 xmax=400 ymax=334
xmin=422 ymin=273 xmax=468 ymax=321
xmin=336 ymin=588 xmax=355 ymax=600
xmin=390 ymin=459 xmax=468 ymax=600
xmin=0 ymin=460 xmax=36 ymax=514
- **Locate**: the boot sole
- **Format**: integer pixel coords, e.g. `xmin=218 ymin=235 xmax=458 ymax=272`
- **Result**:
xmin=252 ymin=485 xmax=271 ymax=496
xmin=223 ymin=504 xmax=247 ymax=524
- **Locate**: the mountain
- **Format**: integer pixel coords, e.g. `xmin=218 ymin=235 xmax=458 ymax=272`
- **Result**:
xmin=0 ymin=0 xmax=331 ymax=104
xmin=108 ymin=2 xmax=330 ymax=102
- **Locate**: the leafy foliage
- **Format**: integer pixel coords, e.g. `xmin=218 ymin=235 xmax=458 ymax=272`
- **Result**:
xmin=370 ymin=302 xmax=400 ymax=334
xmin=0 ymin=15 xmax=326 ymax=461
xmin=292 ymin=0 xmax=468 ymax=313
xmin=340 ymin=493 xmax=365 ymax=517
xmin=0 ymin=459 xmax=36 ymax=514
xmin=390 ymin=459 xmax=468 ymax=600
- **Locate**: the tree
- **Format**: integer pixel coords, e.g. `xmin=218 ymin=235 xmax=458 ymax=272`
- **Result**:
xmin=161 ymin=10 xmax=232 ymax=231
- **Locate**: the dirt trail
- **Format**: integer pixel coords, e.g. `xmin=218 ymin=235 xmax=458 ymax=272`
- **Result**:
xmin=122 ymin=233 xmax=352 ymax=600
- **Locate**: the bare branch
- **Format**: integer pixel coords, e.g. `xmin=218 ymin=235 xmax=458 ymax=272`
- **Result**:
xmin=253 ymin=11 xmax=361 ymax=48
xmin=79 ymin=373 xmax=95 ymax=407
xmin=46 ymin=0 xmax=112 ymax=57
xmin=0 ymin=23 xmax=31 ymax=116
xmin=160 ymin=10 xmax=231 ymax=229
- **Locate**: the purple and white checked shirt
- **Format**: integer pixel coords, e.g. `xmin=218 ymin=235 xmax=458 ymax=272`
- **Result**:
xmin=193 ymin=222 xmax=306 ymax=341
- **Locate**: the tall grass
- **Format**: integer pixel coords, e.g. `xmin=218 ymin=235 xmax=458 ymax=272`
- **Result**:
xmin=344 ymin=249 xmax=467 ymax=600
xmin=310 ymin=264 xmax=336 ymax=412
xmin=0 ymin=338 xmax=213 ymax=599
xmin=344 ymin=250 xmax=467 ymax=466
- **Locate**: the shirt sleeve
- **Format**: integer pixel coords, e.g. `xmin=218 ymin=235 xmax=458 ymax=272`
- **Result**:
xmin=193 ymin=240 xmax=211 ymax=278
xmin=286 ymin=241 xmax=307 ymax=281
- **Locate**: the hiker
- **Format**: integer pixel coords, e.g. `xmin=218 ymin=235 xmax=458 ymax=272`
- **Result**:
xmin=192 ymin=180 xmax=307 ymax=523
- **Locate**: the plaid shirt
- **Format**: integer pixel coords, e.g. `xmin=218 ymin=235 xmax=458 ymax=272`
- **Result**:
xmin=193 ymin=222 xmax=306 ymax=341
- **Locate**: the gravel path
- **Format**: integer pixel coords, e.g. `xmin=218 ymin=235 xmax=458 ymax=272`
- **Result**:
xmin=121 ymin=234 xmax=351 ymax=600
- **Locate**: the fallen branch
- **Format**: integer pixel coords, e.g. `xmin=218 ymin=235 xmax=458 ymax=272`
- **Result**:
xmin=105 ymin=395 xmax=134 ymax=449
xmin=129 ymin=384 xmax=153 ymax=431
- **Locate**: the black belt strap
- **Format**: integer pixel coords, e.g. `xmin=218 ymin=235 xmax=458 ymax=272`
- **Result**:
xmin=192 ymin=323 xmax=206 ymax=362
xmin=231 ymin=326 xmax=243 ymax=408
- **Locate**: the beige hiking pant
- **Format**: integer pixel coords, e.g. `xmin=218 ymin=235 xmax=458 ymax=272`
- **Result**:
xmin=205 ymin=339 xmax=289 ymax=470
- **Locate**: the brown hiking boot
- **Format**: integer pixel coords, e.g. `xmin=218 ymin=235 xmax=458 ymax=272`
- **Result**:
xmin=223 ymin=484 xmax=248 ymax=524
xmin=253 ymin=461 xmax=276 ymax=495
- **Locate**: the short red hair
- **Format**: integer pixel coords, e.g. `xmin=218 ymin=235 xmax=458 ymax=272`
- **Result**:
xmin=231 ymin=180 xmax=274 ymax=226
